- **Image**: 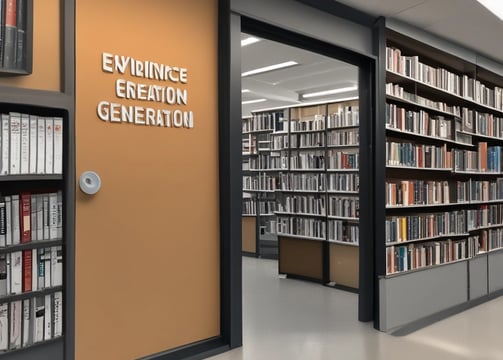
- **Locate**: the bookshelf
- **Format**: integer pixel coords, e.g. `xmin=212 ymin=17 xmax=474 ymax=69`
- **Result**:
xmin=377 ymin=25 xmax=503 ymax=332
xmin=0 ymin=105 xmax=66 ymax=357
xmin=242 ymin=99 xmax=360 ymax=289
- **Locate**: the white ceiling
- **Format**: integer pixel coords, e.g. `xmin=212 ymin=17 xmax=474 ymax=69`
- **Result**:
xmin=336 ymin=0 xmax=503 ymax=62
xmin=241 ymin=34 xmax=358 ymax=116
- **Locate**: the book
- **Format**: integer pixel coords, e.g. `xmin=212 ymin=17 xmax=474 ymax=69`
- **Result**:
xmin=15 ymin=0 xmax=25 ymax=70
xmin=43 ymin=247 xmax=51 ymax=288
xmin=0 ymin=254 xmax=6 ymax=296
xmin=10 ymin=251 xmax=22 ymax=294
xmin=3 ymin=0 xmax=16 ymax=69
xmin=10 ymin=194 xmax=19 ymax=245
xmin=36 ymin=194 xmax=43 ymax=240
xmin=57 ymin=191 xmax=63 ymax=239
xmin=20 ymin=113 xmax=29 ymax=174
xmin=44 ymin=294 xmax=51 ymax=340
xmin=42 ymin=194 xmax=48 ymax=240
xmin=51 ymin=246 xmax=62 ymax=287
xmin=33 ymin=296 xmax=44 ymax=343
xmin=36 ymin=117 xmax=45 ymax=174
xmin=29 ymin=115 xmax=37 ymax=174
xmin=45 ymin=118 xmax=54 ymax=174
xmin=0 ymin=303 xmax=7 ymax=350
xmin=0 ymin=114 xmax=9 ymax=174
xmin=0 ymin=1 xmax=6 ymax=67
xmin=37 ymin=248 xmax=44 ymax=290
xmin=31 ymin=248 xmax=36 ymax=290
xmin=48 ymin=192 xmax=57 ymax=240
xmin=30 ymin=193 xmax=36 ymax=241
xmin=0 ymin=198 xmax=5 ymax=247
xmin=53 ymin=117 xmax=63 ymax=174
xmin=9 ymin=112 xmax=21 ymax=174
xmin=19 ymin=191 xmax=30 ymax=243
xmin=9 ymin=300 xmax=22 ymax=349
xmin=53 ymin=291 xmax=62 ymax=337
xmin=4 ymin=196 xmax=10 ymax=246
xmin=22 ymin=298 xmax=30 ymax=347
xmin=22 ymin=249 xmax=31 ymax=292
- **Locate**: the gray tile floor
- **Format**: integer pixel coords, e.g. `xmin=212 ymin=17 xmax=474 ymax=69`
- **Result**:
xmin=209 ymin=257 xmax=503 ymax=360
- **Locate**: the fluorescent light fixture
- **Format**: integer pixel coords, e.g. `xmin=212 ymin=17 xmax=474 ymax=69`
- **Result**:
xmin=242 ymin=99 xmax=267 ymax=105
xmin=302 ymin=86 xmax=358 ymax=99
xmin=241 ymin=89 xmax=251 ymax=93
xmin=242 ymin=61 xmax=298 ymax=77
xmin=241 ymin=37 xmax=260 ymax=47
xmin=477 ymin=0 xmax=503 ymax=21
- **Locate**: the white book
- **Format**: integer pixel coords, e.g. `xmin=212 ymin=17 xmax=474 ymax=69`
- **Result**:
xmin=53 ymin=291 xmax=62 ymax=337
xmin=9 ymin=300 xmax=22 ymax=349
xmin=9 ymin=113 xmax=21 ymax=175
xmin=45 ymin=118 xmax=54 ymax=174
xmin=36 ymin=195 xmax=43 ymax=240
xmin=51 ymin=246 xmax=63 ymax=287
xmin=0 ymin=199 xmax=5 ymax=247
xmin=1 ymin=114 xmax=9 ymax=175
xmin=42 ymin=195 xmax=49 ymax=241
xmin=44 ymin=248 xmax=51 ymax=289
xmin=36 ymin=118 xmax=45 ymax=174
xmin=48 ymin=193 xmax=58 ymax=240
xmin=22 ymin=299 xmax=31 ymax=347
xmin=29 ymin=115 xmax=38 ymax=174
xmin=31 ymin=194 xmax=37 ymax=241
xmin=44 ymin=294 xmax=52 ymax=341
xmin=57 ymin=191 xmax=63 ymax=240
xmin=53 ymin=117 xmax=63 ymax=174
xmin=4 ymin=196 xmax=10 ymax=246
xmin=10 ymin=251 xmax=22 ymax=294
xmin=33 ymin=297 xmax=44 ymax=343
xmin=20 ymin=113 xmax=30 ymax=174
xmin=31 ymin=248 xmax=37 ymax=291
xmin=11 ymin=195 xmax=20 ymax=245
xmin=0 ymin=303 xmax=7 ymax=350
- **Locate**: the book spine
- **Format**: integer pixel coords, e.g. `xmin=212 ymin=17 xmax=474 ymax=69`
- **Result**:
xmin=10 ymin=250 xmax=21 ymax=294
xmin=0 ymin=199 xmax=5 ymax=247
xmin=0 ymin=0 xmax=6 ymax=66
xmin=53 ymin=117 xmax=63 ymax=174
xmin=48 ymin=193 xmax=57 ymax=240
xmin=0 ymin=114 xmax=9 ymax=174
xmin=36 ymin=117 xmax=45 ymax=174
xmin=4 ymin=197 xmax=10 ymax=246
xmin=0 ymin=254 xmax=6 ymax=296
xmin=20 ymin=113 xmax=29 ymax=174
xmin=9 ymin=112 xmax=20 ymax=174
xmin=45 ymin=118 xmax=54 ymax=174
xmin=0 ymin=303 xmax=7 ymax=350
xmin=22 ymin=249 xmax=31 ymax=292
xmin=19 ymin=191 xmax=30 ymax=243
xmin=43 ymin=294 xmax=52 ymax=341
xmin=10 ymin=194 xmax=19 ymax=245
xmin=29 ymin=115 xmax=37 ymax=174
xmin=15 ymin=0 xmax=25 ymax=70
xmin=53 ymin=291 xmax=62 ymax=337
xmin=22 ymin=298 xmax=30 ymax=347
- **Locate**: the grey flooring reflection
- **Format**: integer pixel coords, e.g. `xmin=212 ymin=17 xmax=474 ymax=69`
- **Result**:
xmin=209 ymin=257 xmax=503 ymax=360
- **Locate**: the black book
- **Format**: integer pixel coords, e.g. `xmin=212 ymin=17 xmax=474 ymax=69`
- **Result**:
xmin=0 ymin=0 xmax=5 ymax=67
xmin=15 ymin=0 xmax=25 ymax=70
xmin=3 ymin=0 xmax=16 ymax=69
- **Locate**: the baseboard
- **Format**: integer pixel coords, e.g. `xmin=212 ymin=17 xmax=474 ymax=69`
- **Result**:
xmin=138 ymin=337 xmax=230 ymax=360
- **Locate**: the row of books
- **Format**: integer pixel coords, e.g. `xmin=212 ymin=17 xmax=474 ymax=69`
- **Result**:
xmin=279 ymin=173 xmax=325 ymax=192
xmin=456 ymin=178 xmax=503 ymax=203
xmin=386 ymin=103 xmax=452 ymax=139
xmin=385 ymin=211 xmax=467 ymax=243
xmin=386 ymin=180 xmax=450 ymax=207
xmin=242 ymin=112 xmax=284 ymax=133
xmin=0 ymin=191 xmax=63 ymax=247
xmin=386 ymin=47 xmax=503 ymax=110
xmin=290 ymin=132 xmax=324 ymax=148
xmin=327 ymin=128 xmax=358 ymax=147
xmin=386 ymin=237 xmax=478 ymax=274
xmin=328 ymin=221 xmax=359 ymax=244
xmin=290 ymin=152 xmax=325 ymax=170
xmin=386 ymin=141 xmax=451 ymax=169
xmin=461 ymin=108 xmax=503 ymax=139
xmin=328 ymin=197 xmax=359 ymax=218
xmin=327 ymin=106 xmax=359 ymax=128
xmin=0 ymin=0 xmax=28 ymax=70
xmin=452 ymin=143 xmax=503 ymax=172
xmin=0 ymin=246 xmax=62 ymax=296
xmin=243 ymin=174 xmax=277 ymax=191
xmin=0 ymin=292 xmax=62 ymax=351
xmin=485 ymin=228 xmax=503 ymax=251
xmin=242 ymin=198 xmax=255 ymax=216
xmin=326 ymin=150 xmax=359 ymax=170
xmin=277 ymin=216 xmax=326 ymax=239
xmin=277 ymin=195 xmax=326 ymax=216
xmin=271 ymin=134 xmax=288 ymax=150
xmin=247 ymin=155 xmax=284 ymax=171
xmin=385 ymin=83 xmax=461 ymax=116
xmin=289 ymin=115 xmax=326 ymax=132
xmin=1 ymin=113 xmax=63 ymax=176
xmin=327 ymin=173 xmax=359 ymax=192
xmin=242 ymin=134 xmax=257 ymax=155
xmin=466 ymin=204 xmax=503 ymax=230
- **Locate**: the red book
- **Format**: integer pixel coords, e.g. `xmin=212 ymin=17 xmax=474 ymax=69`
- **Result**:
xmin=20 ymin=192 xmax=30 ymax=243
xmin=22 ymin=250 xmax=32 ymax=292
xmin=5 ymin=0 xmax=16 ymax=27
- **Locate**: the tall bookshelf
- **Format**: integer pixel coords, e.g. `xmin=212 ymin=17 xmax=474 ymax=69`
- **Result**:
xmin=377 ymin=26 xmax=503 ymax=332
xmin=243 ymin=99 xmax=360 ymax=289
